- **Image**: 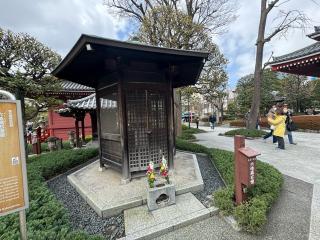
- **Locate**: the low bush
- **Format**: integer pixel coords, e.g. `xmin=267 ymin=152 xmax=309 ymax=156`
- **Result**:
xmin=27 ymin=141 xmax=72 ymax=154
xmin=224 ymin=128 xmax=267 ymax=138
xmin=176 ymin=139 xmax=283 ymax=234
xmin=178 ymin=126 xmax=205 ymax=141
xmin=0 ymin=148 xmax=102 ymax=240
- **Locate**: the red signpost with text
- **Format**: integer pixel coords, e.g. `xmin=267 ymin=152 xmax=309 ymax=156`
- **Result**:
xmin=234 ymin=135 xmax=260 ymax=205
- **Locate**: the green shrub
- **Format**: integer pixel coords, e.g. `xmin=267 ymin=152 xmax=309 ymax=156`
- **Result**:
xmin=0 ymin=148 xmax=102 ymax=240
xmin=234 ymin=197 xmax=267 ymax=233
xmin=178 ymin=126 xmax=206 ymax=141
xmin=213 ymin=186 xmax=234 ymax=215
xmin=176 ymin=139 xmax=283 ymax=233
xmin=27 ymin=141 xmax=72 ymax=154
xmin=224 ymin=128 xmax=267 ymax=138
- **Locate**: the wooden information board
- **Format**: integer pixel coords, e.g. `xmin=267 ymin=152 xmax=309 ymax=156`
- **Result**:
xmin=0 ymin=100 xmax=29 ymax=216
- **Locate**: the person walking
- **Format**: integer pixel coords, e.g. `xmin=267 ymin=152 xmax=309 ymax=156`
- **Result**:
xmin=195 ymin=116 xmax=200 ymax=129
xmin=263 ymin=105 xmax=277 ymax=143
xmin=284 ymin=104 xmax=297 ymax=145
xmin=268 ymin=105 xmax=286 ymax=150
xmin=209 ymin=114 xmax=216 ymax=130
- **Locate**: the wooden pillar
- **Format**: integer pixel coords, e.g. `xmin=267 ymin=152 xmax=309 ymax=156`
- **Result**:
xmin=90 ymin=111 xmax=98 ymax=140
xmin=95 ymin=93 xmax=104 ymax=168
xmin=118 ymin=70 xmax=130 ymax=182
xmin=81 ymin=117 xmax=85 ymax=142
xmin=75 ymin=119 xmax=80 ymax=148
xmin=167 ymin=73 xmax=174 ymax=170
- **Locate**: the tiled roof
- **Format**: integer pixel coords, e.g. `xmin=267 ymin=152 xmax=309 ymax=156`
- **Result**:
xmin=66 ymin=93 xmax=116 ymax=110
xmin=271 ymin=42 xmax=320 ymax=64
xmin=61 ymin=80 xmax=94 ymax=92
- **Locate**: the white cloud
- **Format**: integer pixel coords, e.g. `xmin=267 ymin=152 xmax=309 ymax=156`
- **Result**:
xmin=216 ymin=0 xmax=320 ymax=84
xmin=0 ymin=0 xmax=129 ymax=56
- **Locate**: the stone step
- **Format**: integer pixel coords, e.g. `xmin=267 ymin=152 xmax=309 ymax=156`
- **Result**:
xmin=121 ymin=193 xmax=218 ymax=240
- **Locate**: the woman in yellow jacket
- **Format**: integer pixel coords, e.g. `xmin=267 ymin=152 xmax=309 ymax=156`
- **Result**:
xmin=267 ymin=109 xmax=287 ymax=150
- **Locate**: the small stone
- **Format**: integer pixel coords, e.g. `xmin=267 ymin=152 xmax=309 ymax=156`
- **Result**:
xmin=105 ymin=224 xmax=117 ymax=235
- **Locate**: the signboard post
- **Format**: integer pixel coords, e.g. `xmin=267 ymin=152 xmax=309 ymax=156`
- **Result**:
xmin=234 ymin=135 xmax=260 ymax=205
xmin=0 ymin=90 xmax=29 ymax=240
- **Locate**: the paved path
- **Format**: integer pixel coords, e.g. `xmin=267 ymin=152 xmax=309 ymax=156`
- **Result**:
xmin=193 ymin=125 xmax=320 ymax=185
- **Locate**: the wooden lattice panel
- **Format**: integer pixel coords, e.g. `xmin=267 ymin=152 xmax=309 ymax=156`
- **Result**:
xmin=127 ymin=89 xmax=168 ymax=172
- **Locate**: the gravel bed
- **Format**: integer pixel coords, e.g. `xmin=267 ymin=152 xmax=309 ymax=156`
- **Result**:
xmin=47 ymin=161 xmax=124 ymax=240
xmin=47 ymin=153 xmax=223 ymax=239
xmin=194 ymin=153 xmax=224 ymax=205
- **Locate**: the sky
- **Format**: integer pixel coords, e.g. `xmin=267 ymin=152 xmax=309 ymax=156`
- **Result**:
xmin=1 ymin=0 xmax=319 ymax=88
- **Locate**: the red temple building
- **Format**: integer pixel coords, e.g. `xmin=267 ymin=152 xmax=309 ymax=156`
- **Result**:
xmin=47 ymin=80 xmax=95 ymax=140
xmin=270 ymin=26 xmax=320 ymax=77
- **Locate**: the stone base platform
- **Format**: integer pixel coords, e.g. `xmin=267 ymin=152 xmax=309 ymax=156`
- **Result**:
xmin=122 ymin=193 xmax=218 ymax=240
xmin=67 ymin=151 xmax=204 ymax=218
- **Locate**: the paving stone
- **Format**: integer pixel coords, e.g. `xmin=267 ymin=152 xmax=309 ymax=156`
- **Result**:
xmin=124 ymin=193 xmax=212 ymax=239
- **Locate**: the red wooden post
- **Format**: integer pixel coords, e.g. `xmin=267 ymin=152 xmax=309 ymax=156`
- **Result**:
xmin=234 ymin=135 xmax=260 ymax=205
xmin=234 ymin=135 xmax=246 ymax=204
xmin=81 ymin=118 xmax=85 ymax=142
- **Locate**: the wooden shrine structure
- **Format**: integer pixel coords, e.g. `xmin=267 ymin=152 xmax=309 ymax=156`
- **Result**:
xmin=270 ymin=26 xmax=320 ymax=77
xmin=57 ymin=93 xmax=98 ymax=147
xmin=53 ymin=35 xmax=208 ymax=181
xmin=47 ymin=80 xmax=95 ymax=140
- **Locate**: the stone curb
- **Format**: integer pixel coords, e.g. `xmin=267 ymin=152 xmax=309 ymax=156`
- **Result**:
xmin=119 ymin=208 xmax=213 ymax=240
xmin=309 ymin=181 xmax=320 ymax=240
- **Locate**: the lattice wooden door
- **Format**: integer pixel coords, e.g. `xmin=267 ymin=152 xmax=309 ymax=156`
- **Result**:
xmin=126 ymin=88 xmax=168 ymax=172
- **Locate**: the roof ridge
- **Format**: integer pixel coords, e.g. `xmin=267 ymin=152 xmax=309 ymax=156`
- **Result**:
xmin=273 ymin=42 xmax=320 ymax=63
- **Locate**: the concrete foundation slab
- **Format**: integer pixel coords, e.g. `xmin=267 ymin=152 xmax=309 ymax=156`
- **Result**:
xmin=67 ymin=151 xmax=204 ymax=218
xmin=123 ymin=193 xmax=211 ymax=240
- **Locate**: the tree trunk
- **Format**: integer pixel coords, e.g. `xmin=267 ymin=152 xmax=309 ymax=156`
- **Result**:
xmin=174 ymin=89 xmax=182 ymax=136
xmin=220 ymin=103 xmax=224 ymax=122
xmin=248 ymin=0 xmax=268 ymax=129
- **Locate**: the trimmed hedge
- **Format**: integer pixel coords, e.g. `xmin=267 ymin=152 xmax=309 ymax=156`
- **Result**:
xmin=27 ymin=141 xmax=72 ymax=154
xmin=224 ymin=129 xmax=267 ymax=138
xmin=230 ymin=115 xmax=320 ymax=130
xmin=0 ymin=148 xmax=102 ymax=240
xmin=176 ymin=139 xmax=283 ymax=233
xmin=178 ymin=125 xmax=206 ymax=141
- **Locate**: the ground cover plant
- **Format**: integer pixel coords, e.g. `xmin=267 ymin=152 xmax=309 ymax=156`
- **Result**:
xmin=0 ymin=148 xmax=103 ymax=240
xmin=178 ymin=125 xmax=206 ymax=141
xmin=176 ymin=138 xmax=283 ymax=234
xmin=224 ymin=128 xmax=267 ymax=138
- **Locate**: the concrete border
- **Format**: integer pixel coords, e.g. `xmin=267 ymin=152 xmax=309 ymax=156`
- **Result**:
xmin=67 ymin=152 xmax=204 ymax=218
xmin=309 ymin=181 xmax=320 ymax=240
xmin=121 ymin=194 xmax=219 ymax=240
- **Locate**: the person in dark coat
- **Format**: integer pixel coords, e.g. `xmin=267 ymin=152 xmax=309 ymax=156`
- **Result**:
xmin=209 ymin=114 xmax=216 ymax=130
xmin=284 ymin=104 xmax=297 ymax=145
xmin=195 ymin=116 xmax=200 ymax=129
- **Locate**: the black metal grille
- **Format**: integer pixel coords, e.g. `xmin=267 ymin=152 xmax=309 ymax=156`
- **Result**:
xmin=127 ymin=89 xmax=168 ymax=172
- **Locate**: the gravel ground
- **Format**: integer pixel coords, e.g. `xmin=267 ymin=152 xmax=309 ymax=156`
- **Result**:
xmin=47 ymin=153 xmax=223 ymax=239
xmin=47 ymin=160 xmax=125 ymax=240
xmin=194 ymin=153 xmax=224 ymax=205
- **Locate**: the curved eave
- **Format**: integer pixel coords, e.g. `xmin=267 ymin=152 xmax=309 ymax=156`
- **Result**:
xmin=52 ymin=35 xmax=209 ymax=88
xmin=52 ymin=34 xmax=209 ymax=77
xmin=270 ymin=53 xmax=320 ymax=77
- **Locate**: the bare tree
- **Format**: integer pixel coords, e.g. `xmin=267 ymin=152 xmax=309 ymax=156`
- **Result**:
xmin=104 ymin=0 xmax=237 ymax=135
xmin=247 ymin=0 xmax=309 ymax=129
xmin=105 ymin=0 xmax=237 ymax=34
